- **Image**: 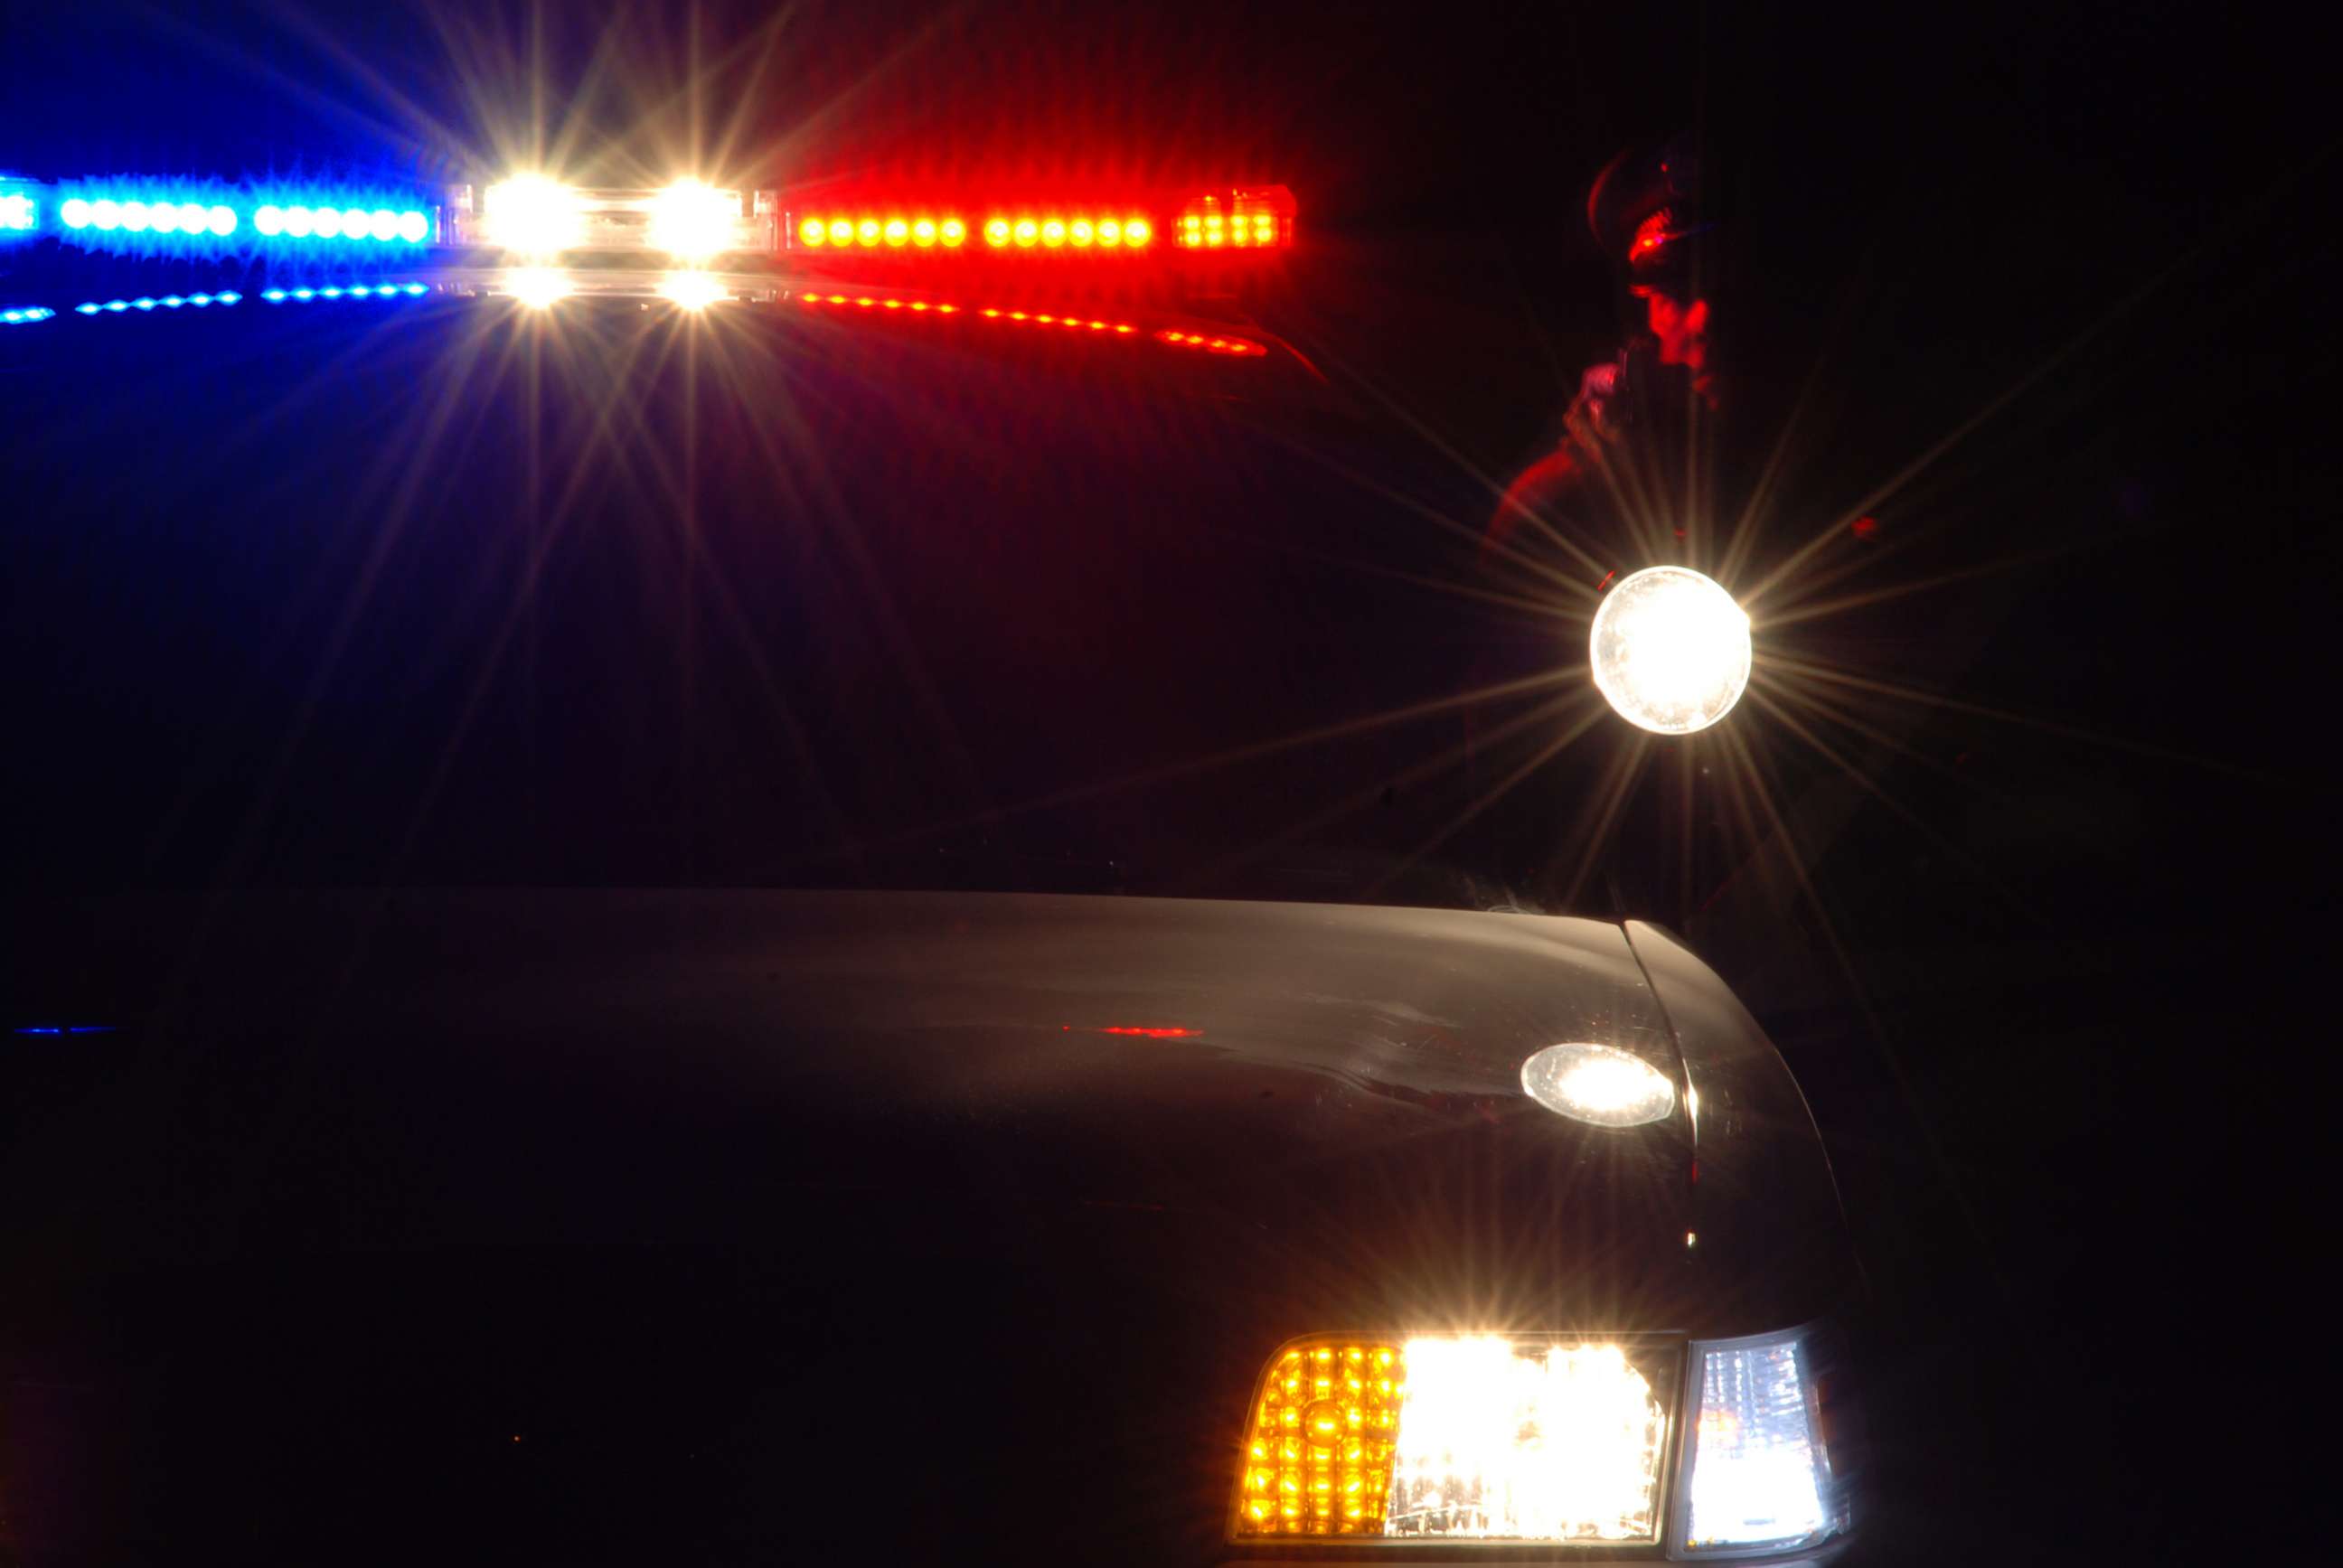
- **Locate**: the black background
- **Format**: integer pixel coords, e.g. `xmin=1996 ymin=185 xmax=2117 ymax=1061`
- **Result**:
xmin=4 ymin=2 xmax=2335 ymax=1562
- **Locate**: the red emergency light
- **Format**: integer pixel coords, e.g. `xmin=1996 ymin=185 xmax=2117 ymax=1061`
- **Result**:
xmin=784 ymin=186 xmax=1290 ymax=259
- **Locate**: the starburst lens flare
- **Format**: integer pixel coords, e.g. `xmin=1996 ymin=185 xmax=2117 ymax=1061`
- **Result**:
xmin=658 ymin=272 xmax=726 ymax=311
xmin=485 ymin=176 xmax=583 ymax=256
xmin=1234 ymin=1338 xmax=1671 ymax=1542
xmin=506 ymin=268 xmax=571 ymax=309
xmin=1520 ymin=1042 xmax=1677 ymax=1128
xmin=1589 ymin=566 xmax=1753 ymax=735
xmin=649 ymin=180 xmax=736 ymax=260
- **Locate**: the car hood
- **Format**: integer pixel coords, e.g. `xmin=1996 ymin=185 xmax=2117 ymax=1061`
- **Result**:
xmin=1 ymin=890 xmax=1858 ymax=1560
xmin=5 ymin=889 xmax=1855 ymax=1318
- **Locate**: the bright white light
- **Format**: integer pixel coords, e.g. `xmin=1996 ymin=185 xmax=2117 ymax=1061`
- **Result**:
xmin=486 ymin=175 xmax=583 ymax=256
xmin=1388 ymin=1338 xmax=1667 ymax=1542
xmin=208 ymin=204 xmax=237 ymax=236
xmin=313 ymin=207 xmax=342 ymax=238
xmin=121 ymin=202 xmax=151 ymax=232
xmin=342 ymin=208 xmax=371 ymax=238
xmin=283 ymin=206 xmax=314 ymax=237
xmin=649 ymin=179 xmax=737 ymax=261
xmin=1520 ymin=1042 xmax=1676 ymax=1128
xmin=1685 ymin=1338 xmax=1828 ymax=1549
xmin=1589 ymin=566 xmax=1752 ymax=736
xmin=91 ymin=199 xmax=121 ymax=230
xmin=398 ymin=210 xmax=429 ymax=243
xmin=506 ymin=267 xmax=572 ymax=309
xmin=61 ymin=198 xmax=91 ymax=229
xmin=658 ymin=271 xmax=727 ymax=311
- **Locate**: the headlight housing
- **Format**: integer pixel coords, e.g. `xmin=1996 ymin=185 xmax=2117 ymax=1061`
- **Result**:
xmin=1231 ymin=1335 xmax=1680 ymax=1543
xmin=1232 ymin=1325 xmax=1856 ymax=1554
xmin=1673 ymin=1323 xmax=1853 ymax=1555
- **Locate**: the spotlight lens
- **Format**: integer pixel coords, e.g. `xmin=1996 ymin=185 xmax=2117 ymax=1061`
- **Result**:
xmin=1520 ymin=1042 xmax=1677 ymax=1128
xmin=1588 ymin=566 xmax=1752 ymax=736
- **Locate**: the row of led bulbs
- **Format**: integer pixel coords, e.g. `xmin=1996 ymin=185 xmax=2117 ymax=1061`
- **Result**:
xmin=796 ymin=214 xmax=1154 ymax=250
xmin=54 ymin=197 xmax=430 ymax=243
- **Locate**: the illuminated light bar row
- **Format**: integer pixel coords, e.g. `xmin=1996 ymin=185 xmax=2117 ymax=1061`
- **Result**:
xmin=260 ymin=282 xmax=430 ymax=302
xmin=791 ymin=211 xmax=1155 ymax=251
xmin=1175 ymin=187 xmax=1296 ymax=249
xmin=795 ymin=215 xmax=969 ymax=249
xmin=1 ymin=192 xmax=34 ymax=231
xmin=255 ymin=204 xmax=430 ymax=242
xmin=459 ymin=179 xmax=766 ymax=262
xmin=73 ymin=291 xmax=243 ymax=315
xmin=3 ymin=305 xmax=56 ymax=325
xmin=54 ymin=194 xmax=430 ymax=244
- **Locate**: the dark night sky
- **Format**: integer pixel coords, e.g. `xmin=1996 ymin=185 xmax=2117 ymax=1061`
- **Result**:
xmin=4 ymin=2 xmax=2336 ymax=1561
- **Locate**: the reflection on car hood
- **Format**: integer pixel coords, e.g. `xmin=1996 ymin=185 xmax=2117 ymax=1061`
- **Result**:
xmin=5 ymin=889 xmax=1851 ymax=1331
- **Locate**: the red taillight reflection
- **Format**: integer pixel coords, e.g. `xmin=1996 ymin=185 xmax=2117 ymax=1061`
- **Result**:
xmin=791 ymin=291 xmax=1260 ymax=358
xmin=1154 ymin=326 xmax=1267 ymax=357
xmin=1066 ymin=1025 xmax=1203 ymax=1038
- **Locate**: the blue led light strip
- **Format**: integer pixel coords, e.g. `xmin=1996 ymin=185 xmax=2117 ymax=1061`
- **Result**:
xmin=73 ymin=291 xmax=243 ymax=315
xmin=2 ymin=305 xmax=56 ymax=325
xmin=53 ymin=188 xmax=434 ymax=249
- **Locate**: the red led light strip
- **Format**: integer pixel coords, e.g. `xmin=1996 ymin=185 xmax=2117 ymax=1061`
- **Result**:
xmin=791 ymin=211 xmax=1153 ymax=252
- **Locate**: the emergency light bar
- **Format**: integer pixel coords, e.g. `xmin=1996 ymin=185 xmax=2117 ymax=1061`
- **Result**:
xmin=1 ymin=167 xmax=1294 ymax=266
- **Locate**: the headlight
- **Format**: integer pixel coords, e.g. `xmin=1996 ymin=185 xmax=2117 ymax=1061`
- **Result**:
xmin=1674 ymin=1324 xmax=1852 ymax=1554
xmin=1520 ymin=1040 xmax=1678 ymax=1127
xmin=1231 ymin=1336 xmax=1677 ymax=1543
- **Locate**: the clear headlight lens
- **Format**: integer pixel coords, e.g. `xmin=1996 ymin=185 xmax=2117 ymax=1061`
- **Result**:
xmin=1232 ymin=1336 xmax=1674 ymax=1542
xmin=1678 ymin=1327 xmax=1847 ymax=1552
xmin=1520 ymin=1040 xmax=1677 ymax=1127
